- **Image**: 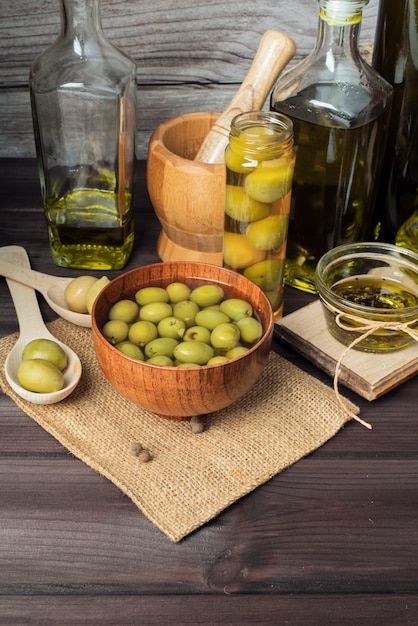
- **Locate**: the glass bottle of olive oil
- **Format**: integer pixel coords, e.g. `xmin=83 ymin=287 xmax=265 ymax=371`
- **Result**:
xmin=270 ymin=0 xmax=393 ymax=293
xmin=30 ymin=0 xmax=137 ymax=270
xmin=372 ymin=0 xmax=418 ymax=242
xmin=395 ymin=210 xmax=418 ymax=253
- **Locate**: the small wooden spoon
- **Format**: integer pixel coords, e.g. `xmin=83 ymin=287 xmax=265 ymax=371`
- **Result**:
xmin=3 ymin=251 xmax=82 ymax=405
xmin=0 ymin=246 xmax=92 ymax=327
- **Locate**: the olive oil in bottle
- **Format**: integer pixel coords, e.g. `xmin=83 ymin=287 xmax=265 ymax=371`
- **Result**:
xmin=395 ymin=211 xmax=418 ymax=253
xmin=372 ymin=0 xmax=418 ymax=242
xmin=41 ymin=165 xmax=134 ymax=270
xmin=270 ymin=0 xmax=393 ymax=293
xmin=30 ymin=0 xmax=137 ymax=270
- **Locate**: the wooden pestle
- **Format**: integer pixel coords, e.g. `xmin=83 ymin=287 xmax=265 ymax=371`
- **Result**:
xmin=194 ymin=30 xmax=296 ymax=164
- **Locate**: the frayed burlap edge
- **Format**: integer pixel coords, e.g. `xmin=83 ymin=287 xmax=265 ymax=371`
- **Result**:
xmin=0 ymin=319 xmax=359 ymax=542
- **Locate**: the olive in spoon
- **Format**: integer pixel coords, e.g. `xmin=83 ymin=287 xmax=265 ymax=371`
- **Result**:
xmin=3 ymin=252 xmax=82 ymax=405
xmin=0 ymin=246 xmax=92 ymax=327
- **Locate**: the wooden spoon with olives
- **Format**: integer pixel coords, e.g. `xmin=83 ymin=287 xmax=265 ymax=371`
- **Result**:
xmin=0 ymin=246 xmax=108 ymax=327
xmin=3 ymin=247 xmax=82 ymax=404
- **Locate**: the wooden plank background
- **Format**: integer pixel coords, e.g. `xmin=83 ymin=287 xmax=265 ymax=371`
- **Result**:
xmin=0 ymin=0 xmax=379 ymax=160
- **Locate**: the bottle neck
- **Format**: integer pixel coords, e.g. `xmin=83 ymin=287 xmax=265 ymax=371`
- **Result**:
xmin=318 ymin=0 xmax=368 ymax=24
xmin=60 ymin=0 xmax=103 ymax=41
xmin=314 ymin=0 xmax=367 ymax=58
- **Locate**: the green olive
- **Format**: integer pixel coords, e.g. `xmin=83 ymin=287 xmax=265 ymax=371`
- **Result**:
xmin=225 ymin=346 xmax=249 ymax=359
xmin=223 ymin=231 xmax=266 ymax=270
xmin=115 ymin=341 xmax=144 ymax=360
xmin=189 ymin=284 xmax=225 ymax=307
xmin=245 ymin=214 xmax=288 ymax=251
xmin=128 ymin=320 xmax=158 ymax=346
xmin=135 ymin=286 xmax=169 ymax=306
xmin=207 ymin=355 xmax=230 ymax=365
xmin=236 ymin=316 xmax=263 ymax=344
xmin=166 ymin=282 xmax=191 ymax=302
xmin=64 ymin=275 xmax=98 ymax=313
xmin=183 ymin=325 xmax=212 ymax=344
xmin=172 ymin=300 xmax=200 ymax=327
xmin=210 ymin=323 xmax=240 ymax=351
xmin=144 ymin=337 xmax=179 ymax=359
xmin=22 ymin=338 xmax=67 ymax=371
xmin=245 ymin=156 xmax=294 ymax=203
xmin=86 ymin=276 xmax=110 ymax=314
xmin=173 ymin=341 xmax=215 ymax=365
xmin=225 ymin=185 xmax=272 ymax=223
xmin=219 ymin=298 xmax=253 ymax=321
xmin=194 ymin=308 xmax=230 ymax=330
xmin=225 ymin=144 xmax=257 ymax=174
xmin=147 ymin=355 xmax=174 ymax=367
xmin=157 ymin=316 xmax=186 ymax=339
xmin=17 ymin=359 xmax=64 ymax=393
xmin=102 ymin=319 xmax=129 ymax=344
xmin=139 ymin=301 xmax=173 ymax=323
xmin=108 ymin=299 xmax=140 ymax=323
xmin=243 ymin=259 xmax=282 ymax=292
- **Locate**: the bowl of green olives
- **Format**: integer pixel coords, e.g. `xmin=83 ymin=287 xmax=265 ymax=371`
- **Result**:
xmin=91 ymin=261 xmax=274 ymax=420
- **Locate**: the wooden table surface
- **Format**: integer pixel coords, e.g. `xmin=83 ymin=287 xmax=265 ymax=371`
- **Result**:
xmin=1 ymin=159 xmax=417 ymax=626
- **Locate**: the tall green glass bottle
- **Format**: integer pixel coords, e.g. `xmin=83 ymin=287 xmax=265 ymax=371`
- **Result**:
xmin=270 ymin=0 xmax=393 ymax=293
xmin=372 ymin=0 xmax=418 ymax=242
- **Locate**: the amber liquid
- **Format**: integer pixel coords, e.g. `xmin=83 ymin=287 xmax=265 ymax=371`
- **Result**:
xmin=272 ymin=84 xmax=391 ymax=293
xmin=43 ymin=166 xmax=134 ymax=270
xmin=326 ymin=275 xmax=418 ymax=352
xmin=395 ymin=212 xmax=418 ymax=254
xmin=332 ymin=276 xmax=418 ymax=309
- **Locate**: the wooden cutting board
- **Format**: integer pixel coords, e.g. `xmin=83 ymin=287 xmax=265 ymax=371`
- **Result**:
xmin=275 ymin=300 xmax=418 ymax=401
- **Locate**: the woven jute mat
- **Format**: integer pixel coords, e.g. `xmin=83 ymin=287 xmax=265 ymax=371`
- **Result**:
xmin=0 ymin=318 xmax=359 ymax=542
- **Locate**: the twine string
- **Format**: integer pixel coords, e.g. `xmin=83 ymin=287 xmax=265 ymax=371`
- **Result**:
xmin=331 ymin=311 xmax=418 ymax=430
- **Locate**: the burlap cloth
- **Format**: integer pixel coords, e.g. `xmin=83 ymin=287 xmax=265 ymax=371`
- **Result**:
xmin=0 ymin=318 xmax=359 ymax=542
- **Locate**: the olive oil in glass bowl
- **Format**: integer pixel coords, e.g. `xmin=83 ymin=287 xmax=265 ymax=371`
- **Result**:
xmin=315 ymin=242 xmax=418 ymax=353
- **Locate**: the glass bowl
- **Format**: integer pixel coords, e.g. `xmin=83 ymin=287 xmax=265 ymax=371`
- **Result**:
xmin=315 ymin=242 xmax=418 ymax=353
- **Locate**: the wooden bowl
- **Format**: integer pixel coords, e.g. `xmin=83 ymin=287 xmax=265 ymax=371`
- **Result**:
xmin=91 ymin=262 xmax=274 ymax=421
xmin=146 ymin=113 xmax=226 ymax=265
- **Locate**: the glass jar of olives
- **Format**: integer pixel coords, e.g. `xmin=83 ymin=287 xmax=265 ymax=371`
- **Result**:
xmin=223 ymin=111 xmax=295 ymax=319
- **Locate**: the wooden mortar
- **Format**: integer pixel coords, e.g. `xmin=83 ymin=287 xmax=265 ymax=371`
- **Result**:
xmin=147 ymin=112 xmax=225 ymax=264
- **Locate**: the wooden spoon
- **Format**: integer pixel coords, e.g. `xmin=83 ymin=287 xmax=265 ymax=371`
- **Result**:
xmin=3 ymin=250 xmax=82 ymax=405
xmin=194 ymin=30 xmax=296 ymax=164
xmin=0 ymin=246 xmax=92 ymax=327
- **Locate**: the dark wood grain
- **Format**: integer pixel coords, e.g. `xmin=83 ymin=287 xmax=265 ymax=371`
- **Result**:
xmin=0 ymin=159 xmax=417 ymax=625
xmin=0 ymin=0 xmax=377 ymax=159
xmin=1 ymin=456 xmax=418 ymax=594
xmin=2 ymin=595 xmax=417 ymax=626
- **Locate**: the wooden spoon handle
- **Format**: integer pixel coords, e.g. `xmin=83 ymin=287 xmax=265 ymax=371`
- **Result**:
xmin=194 ymin=30 xmax=296 ymax=164
xmin=0 ymin=247 xmax=70 ymax=293
xmin=1 ymin=246 xmax=48 ymax=342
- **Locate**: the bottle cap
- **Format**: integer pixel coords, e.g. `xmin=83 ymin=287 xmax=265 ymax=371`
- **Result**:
xmin=318 ymin=0 xmax=369 ymax=25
